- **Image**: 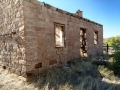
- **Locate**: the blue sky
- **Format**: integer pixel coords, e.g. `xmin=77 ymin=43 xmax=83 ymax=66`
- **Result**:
xmin=38 ymin=0 xmax=120 ymax=38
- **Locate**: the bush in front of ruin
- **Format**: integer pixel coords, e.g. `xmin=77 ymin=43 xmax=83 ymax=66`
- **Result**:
xmin=112 ymin=50 xmax=120 ymax=75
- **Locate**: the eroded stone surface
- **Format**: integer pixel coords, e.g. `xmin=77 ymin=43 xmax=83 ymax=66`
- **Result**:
xmin=0 ymin=0 xmax=25 ymax=76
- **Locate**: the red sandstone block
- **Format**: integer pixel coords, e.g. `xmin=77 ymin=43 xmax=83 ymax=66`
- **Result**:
xmin=25 ymin=31 xmax=36 ymax=36
xmin=38 ymin=43 xmax=45 ymax=49
xmin=49 ymin=59 xmax=57 ymax=65
xmin=56 ymin=50 xmax=61 ymax=54
xmin=38 ymin=53 xmax=43 ymax=62
xmin=34 ymin=63 xmax=42 ymax=69
xmin=42 ymin=52 xmax=47 ymax=58
xmin=26 ymin=65 xmax=34 ymax=72
xmin=26 ymin=60 xmax=32 ymax=65
xmin=26 ymin=52 xmax=35 ymax=60
xmin=42 ymin=60 xmax=49 ymax=67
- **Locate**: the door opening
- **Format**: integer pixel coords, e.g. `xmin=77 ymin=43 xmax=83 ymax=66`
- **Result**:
xmin=80 ymin=28 xmax=87 ymax=57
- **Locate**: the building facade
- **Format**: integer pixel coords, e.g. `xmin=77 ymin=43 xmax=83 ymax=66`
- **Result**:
xmin=0 ymin=0 xmax=103 ymax=78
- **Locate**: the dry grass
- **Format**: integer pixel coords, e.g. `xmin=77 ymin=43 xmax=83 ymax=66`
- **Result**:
xmin=0 ymin=57 xmax=120 ymax=90
xmin=0 ymin=68 xmax=38 ymax=90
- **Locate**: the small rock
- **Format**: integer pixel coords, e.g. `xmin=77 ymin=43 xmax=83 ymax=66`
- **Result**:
xmin=76 ymin=69 xmax=83 ymax=74
xmin=106 ymin=84 xmax=117 ymax=90
xmin=92 ymin=60 xmax=108 ymax=65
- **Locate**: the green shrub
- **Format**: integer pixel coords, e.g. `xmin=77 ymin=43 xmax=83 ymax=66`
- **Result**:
xmin=112 ymin=50 xmax=120 ymax=75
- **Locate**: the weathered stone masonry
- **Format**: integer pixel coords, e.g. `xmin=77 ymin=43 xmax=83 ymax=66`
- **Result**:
xmin=0 ymin=0 xmax=103 ymax=78
xmin=0 ymin=0 xmax=25 ymax=75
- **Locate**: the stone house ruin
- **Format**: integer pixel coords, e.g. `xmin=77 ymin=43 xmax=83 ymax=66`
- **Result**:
xmin=0 ymin=0 xmax=103 ymax=79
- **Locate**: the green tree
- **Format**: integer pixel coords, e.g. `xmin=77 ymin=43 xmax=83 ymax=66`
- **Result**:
xmin=104 ymin=36 xmax=120 ymax=51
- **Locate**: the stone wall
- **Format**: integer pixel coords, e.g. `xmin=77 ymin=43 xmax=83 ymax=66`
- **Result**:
xmin=0 ymin=0 xmax=25 ymax=76
xmin=0 ymin=0 xmax=103 ymax=78
xmin=23 ymin=0 xmax=103 ymax=74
